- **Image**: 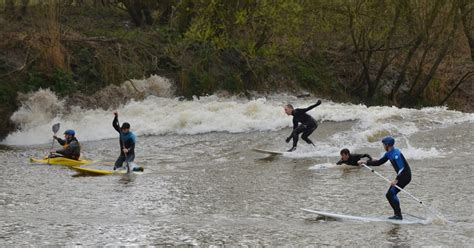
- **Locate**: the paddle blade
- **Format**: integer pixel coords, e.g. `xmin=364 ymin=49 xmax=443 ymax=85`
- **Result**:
xmin=52 ymin=123 xmax=60 ymax=134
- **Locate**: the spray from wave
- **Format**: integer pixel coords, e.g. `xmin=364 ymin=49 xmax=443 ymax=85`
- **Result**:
xmin=2 ymin=76 xmax=473 ymax=148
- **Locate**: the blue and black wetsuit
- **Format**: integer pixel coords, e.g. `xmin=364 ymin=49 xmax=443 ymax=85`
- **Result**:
xmin=287 ymin=102 xmax=321 ymax=149
xmin=113 ymin=116 xmax=136 ymax=170
xmin=366 ymin=148 xmax=411 ymax=217
xmin=336 ymin=153 xmax=372 ymax=166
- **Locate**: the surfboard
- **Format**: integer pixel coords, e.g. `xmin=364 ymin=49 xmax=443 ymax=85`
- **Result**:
xmin=252 ymin=148 xmax=284 ymax=155
xmin=309 ymin=163 xmax=360 ymax=170
xmin=30 ymin=157 xmax=92 ymax=167
xmin=70 ymin=166 xmax=143 ymax=176
xmin=301 ymin=208 xmax=426 ymax=225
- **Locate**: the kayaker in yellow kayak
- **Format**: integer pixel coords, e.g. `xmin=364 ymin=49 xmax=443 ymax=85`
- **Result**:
xmin=49 ymin=129 xmax=81 ymax=160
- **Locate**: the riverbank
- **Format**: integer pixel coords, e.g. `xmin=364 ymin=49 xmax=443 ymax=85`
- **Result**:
xmin=1 ymin=1 xmax=472 ymax=140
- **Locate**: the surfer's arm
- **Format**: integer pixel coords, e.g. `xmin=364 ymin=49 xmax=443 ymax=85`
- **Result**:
xmin=365 ymin=155 xmax=388 ymax=166
xmin=125 ymin=140 xmax=135 ymax=151
xmin=292 ymin=117 xmax=298 ymax=129
xmin=300 ymin=100 xmax=322 ymax=113
xmin=112 ymin=115 xmax=120 ymax=133
xmin=361 ymin=154 xmax=373 ymax=160
xmin=336 ymin=159 xmax=344 ymax=165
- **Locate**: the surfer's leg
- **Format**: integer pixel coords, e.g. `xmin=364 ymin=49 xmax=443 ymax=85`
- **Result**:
xmin=291 ymin=125 xmax=305 ymax=148
xmin=386 ymin=186 xmax=402 ymax=217
xmin=126 ymin=154 xmax=135 ymax=163
xmin=114 ymin=155 xmax=126 ymax=170
xmin=301 ymin=125 xmax=317 ymax=145
xmin=392 ymin=173 xmax=411 ymax=216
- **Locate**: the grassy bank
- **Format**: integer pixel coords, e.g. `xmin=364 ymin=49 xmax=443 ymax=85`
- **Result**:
xmin=0 ymin=0 xmax=472 ymax=140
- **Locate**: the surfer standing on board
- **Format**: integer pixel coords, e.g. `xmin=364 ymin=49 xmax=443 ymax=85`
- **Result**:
xmin=112 ymin=112 xmax=136 ymax=170
xmin=284 ymin=100 xmax=321 ymax=152
xmin=359 ymin=136 xmax=412 ymax=220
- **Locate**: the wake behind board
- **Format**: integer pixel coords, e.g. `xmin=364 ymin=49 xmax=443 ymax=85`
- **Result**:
xmin=252 ymin=148 xmax=284 ymax=155
xmin=301 ymin=208 xmax=426 ymax=225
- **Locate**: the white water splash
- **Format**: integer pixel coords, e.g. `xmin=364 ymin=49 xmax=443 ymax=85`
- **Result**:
xmin=2 ymin=85 xmax=473 ymax=149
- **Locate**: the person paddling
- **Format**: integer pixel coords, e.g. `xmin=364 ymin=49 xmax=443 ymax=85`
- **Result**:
xmin=50 ymin=129 xmax=81 ymax=160
xmin=284 ymin=100 xmax=321 ymax=152
xmin=358 ymin=136 xmax=411 ymax=220
xmin=336 ymin=148 xmax=372 ymax=166
xmin=112 ymin=112 xmax=136 ymax=170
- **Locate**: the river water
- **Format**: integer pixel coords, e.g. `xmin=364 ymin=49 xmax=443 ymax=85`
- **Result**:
xmin=1 ymin=93 xmax=473 ymax=246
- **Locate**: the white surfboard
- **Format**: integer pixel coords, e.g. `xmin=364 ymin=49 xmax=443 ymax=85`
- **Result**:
xmin=301 ymin=208 xmax=426 ymax=225
xmin=252 ymin=148 xmax=285 ymax=155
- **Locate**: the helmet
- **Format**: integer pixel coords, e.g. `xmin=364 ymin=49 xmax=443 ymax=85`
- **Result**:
xmin=121 ymin=122 xmax=130 ymax=129
xmin=381 ymin=136 xmax=395 ymax=146
xmin=64 ymin=129 xmax=75 ymax=136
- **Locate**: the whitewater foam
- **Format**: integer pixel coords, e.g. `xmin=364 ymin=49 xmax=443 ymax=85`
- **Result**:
xmin=2 ymin=86 xmax=473 ymax=149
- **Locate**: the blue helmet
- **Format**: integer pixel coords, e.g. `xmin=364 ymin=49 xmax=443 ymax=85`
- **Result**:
xmin=64 ymin=129 xmax=75 ymax=136
xmin=381 ymin=136 xmax=395 ymax=146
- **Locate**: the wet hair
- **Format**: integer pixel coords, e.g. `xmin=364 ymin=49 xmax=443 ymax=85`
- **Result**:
xmin=340 ymin=148 xmax=350 ymax=155
xmin=285 ymin=104 xmax=294 ymax=109
xmin=121 ymin=122 xmax=130 ymax=129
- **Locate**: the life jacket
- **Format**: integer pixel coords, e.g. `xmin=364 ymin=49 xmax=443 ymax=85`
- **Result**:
xmin=65 ymin=137 xmax=81 ymax=160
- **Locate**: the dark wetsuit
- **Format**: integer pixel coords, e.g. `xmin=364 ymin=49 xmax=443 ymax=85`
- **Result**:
xmin=113 ymin=116 xmax=136 ymax=170
xmin=287 ymin=102 xmax=321 ymax=149
xmin=366 ymin=148 xmax=411 ymax=217
xmin=336 ymin=153 xmax=372 ymax=166
xmin=54 ymin=137 xmax=81 ymax=160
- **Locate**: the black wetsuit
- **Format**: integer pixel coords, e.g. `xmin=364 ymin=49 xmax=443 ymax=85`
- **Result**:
xmin=113 ymin=116 xmax=136 ymax=170
xmin=287 ymin=102 xmax=321 ymax=149
xmin=366 ymin=148 xmax=412 ymax=218
xmin=336 ymin=153 xmax=372 ymax=166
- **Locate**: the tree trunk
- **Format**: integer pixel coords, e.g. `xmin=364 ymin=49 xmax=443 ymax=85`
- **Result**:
xmin=390 ymin=0 xmax=441 ymax=103
xmin=460 ymin=0 xmax=474 ymax=61
xmin=410 ymin=3 xmax=461 ymax=102
xmin=5 ymin=0 xmax=15 ymax=19
xmin=20 ymin=0 xmax=29 ymax=17
xmin=440 ymin=71 xmax=474 ymax=105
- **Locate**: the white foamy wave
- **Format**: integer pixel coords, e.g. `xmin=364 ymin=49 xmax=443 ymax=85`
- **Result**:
xmin=2 ymin=86 xmax=473 ymax=146
xmin=308 ymin=163 xmax=339 ymax=170
xmin=2 ymin=95 xmax=290 ymax=145
xmin=401 ymin=138 xmax=445 ymax=159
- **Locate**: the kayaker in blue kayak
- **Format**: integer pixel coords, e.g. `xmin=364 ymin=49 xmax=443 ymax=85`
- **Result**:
xmin=112 ymin=112 xmax=137 ymax=170
xmin=50 ymin=129 xmax=81 ymax=160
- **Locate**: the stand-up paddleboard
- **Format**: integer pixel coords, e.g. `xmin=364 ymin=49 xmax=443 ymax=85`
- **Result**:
xmin=252 ymin=148 xmax=284 ymax=155
xmin=30 ymin=157 xmax=92 ymax=167
xmin=70 ymin=166 xmax=144 ymax=176
xmin=301 ymin=208 xmax=426 ymax=225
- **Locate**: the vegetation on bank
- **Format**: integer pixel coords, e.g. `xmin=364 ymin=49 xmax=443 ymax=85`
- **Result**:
xmin=0 ymin=0 xmax=473 ymax=139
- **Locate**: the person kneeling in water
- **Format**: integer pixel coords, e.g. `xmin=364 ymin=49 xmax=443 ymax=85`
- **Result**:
xmin=50 ymin=129 xmax=81 ymax=160
xmin=284 ymin=100 xmax=321 ymax=152
xmin=336 ymin=148 xmax=372 ymax=166
xmin=359 ymin=136 xmax=411 ymax=220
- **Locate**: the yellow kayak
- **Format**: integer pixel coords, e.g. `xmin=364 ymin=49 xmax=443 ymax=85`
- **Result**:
xmin=30 ymin=157 xmax=92 ymax=167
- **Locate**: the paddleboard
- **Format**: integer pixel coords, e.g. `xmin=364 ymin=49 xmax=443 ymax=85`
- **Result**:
xmin=252 ymin=148 xmax=284 ymax=155
xmin=301 ymin=208 xmax=426 ymax=225
xmin=30 ymin=157 xmax=92 ymax=167
xmin=70 ymin=166 xmax=144 ymax=176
